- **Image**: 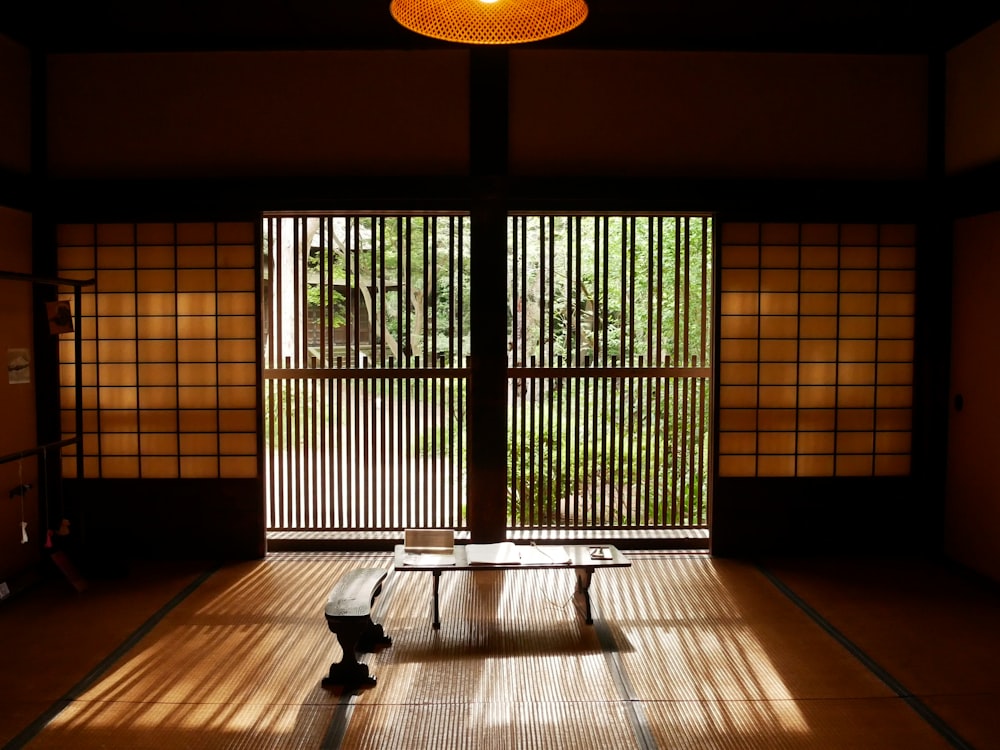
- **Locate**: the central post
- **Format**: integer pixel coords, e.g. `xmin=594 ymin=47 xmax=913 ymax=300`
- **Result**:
xmin=467 ymin=48 xmax=509 ymax=543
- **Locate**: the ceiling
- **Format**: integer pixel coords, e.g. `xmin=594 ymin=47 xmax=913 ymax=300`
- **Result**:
xmin=0 ymin=0 xmax=997 ymax=55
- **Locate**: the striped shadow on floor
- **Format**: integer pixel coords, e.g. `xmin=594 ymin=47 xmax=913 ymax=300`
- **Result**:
xmin=11 ymin=551 xmax=984 ymax=750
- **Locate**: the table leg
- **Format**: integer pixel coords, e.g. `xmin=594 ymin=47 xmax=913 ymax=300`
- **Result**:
xmin=432 ymin=570 xmax=442 ymax=630
xmin=575 ymin=566 xmax=595 ymax=624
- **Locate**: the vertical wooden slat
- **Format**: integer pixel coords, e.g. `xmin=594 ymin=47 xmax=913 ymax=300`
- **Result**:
xmin=588 ymin=218 xmax=597 ymax=364
xmin=697 ymin=218 xmax=710 ymax=524
xmin=453 ymin=376 xmax=460 ymax=524
xmin=598 ymin=367 xmax=608 ymax=526
xmin=508 ymin=218 xmax=517 ymax=526
xmin=640 ymin=218 xmax=654 ymax=525
xmin=653 ymin=373 xmax=664 ymax=526
xmin=667 ymin=354 xmax=677 ymax=525
xmin=400 ymin=218 xmax=408 ymax=365
xmin=420 ymin=220 xmax=430 ymax=525
xmin=275 ymin=219 xmax=286 ymax=524
xmin=397 ymin=220 xmax=408 ymax=526
xmin=386 ymin=367 xmax=396 ymax=528
xmin=294 ymin=369 xmax=303 ymax=528
xmin=608 ymin=357 xmax=618 ymax=526
xmin=375 ymin=226 xmax=386 ymax=525
xmin=543 ymin=373 xmax=552 ymax=526
xmin=348 ymin=371 xmax=356 ymax=528
xmin=313 ymin=217 xmax=333 ymax=528
xmin=601 ymin=218 xmax=609 ymax=366
xmin=571 ymin=372 xmax=587 ymax=526
xmin=293 ymin=220 xmax=304 ymax=525
xmin=651 ymin=219 xmax=663 ymax=524
xmin=446 ymin=222 xmax=454 ymax=523
xmin=680 ymin=372 xmax=691 ymax=526
xmin=432 ymin=361 xmax=441 ymax=529
xmin=458 ymin=216 xmax=466 ymax=362
xmin=626 ymin=216 xmax=634 ymax=366
xmin=581 ymin=361 xmax=591 ymax=527
xmin=683 ymin=217 xmax=692 ymax=368
xmin=319 ymin=375 xmax=328 ymax=529
xmin=334 ymin=376 xmax=341 ymax=529
xmin=695 ymin=365 xmax=705 ymax=525
xmin=670 ymin=219 xmax=682 ymax=523
xmin=680 ymin=220 xmax=692 ymax=524
xmin=430 ymin=219 xmax=438 ymax=363
xmin=554 ymin=363 xmax=564 ymax=527
xmin=510 ymin=374 xmax=518 ymax=527
xmin=362 ymin=372 xmax=369 ymax=528
xmin=432 ymin=220 xmax=441 ymax=526
xmin=416 ymin=356 xmax=423 ymax=526
xmin=520 ymin=218 xmax=528 ymax=368
xmin=345 ymin=217 xmax=354 ymax=368
xmin=538 ymin=218 xmax=547 ymax=367
xmin=528 ymin=357 xmax=537 ymax=527
xmin=547 ymin=216 xmax=556 ymax=365
xmin=265 ymin=218 xmax=275 ymax=526
xmin=451 ymin=219 xmax=459 ymax=521
xmin=404 ymin=372 xmax=414 ymax=527
xmin=307 ymin=356 xmax=316 ymax=527
xmin=321 ymin=217 xmax=329 ymax=368
xmin=572 ymin=217 xmax=581 ymax=365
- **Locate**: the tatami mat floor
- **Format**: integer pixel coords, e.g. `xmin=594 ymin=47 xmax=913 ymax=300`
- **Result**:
xmin=1 ymin=551 xmax=997 ymax=749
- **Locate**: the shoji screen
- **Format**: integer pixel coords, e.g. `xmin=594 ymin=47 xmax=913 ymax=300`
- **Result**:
xmin=718 ymin=223 xmax=914 ymax=477
xmin=57 ymin=222 xmax=257 ymax=479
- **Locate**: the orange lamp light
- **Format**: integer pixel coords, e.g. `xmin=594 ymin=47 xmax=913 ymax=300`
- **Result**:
xmin=390 ymin=0 xmax=589 ymax=45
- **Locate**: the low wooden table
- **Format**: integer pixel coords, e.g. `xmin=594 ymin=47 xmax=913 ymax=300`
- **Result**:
xmin=393 ymin=544 xmax=631 ymax=629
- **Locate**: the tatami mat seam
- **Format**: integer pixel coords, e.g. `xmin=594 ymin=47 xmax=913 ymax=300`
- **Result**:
xmin=324 ymin=556 xmax=660 ymax=750
xmin=0 ymin=564 xmax=220 ymax=750
xmin=757 ymin=563 xmax=977 ymax=750
xmin=588 ymin=599 xmax=659 ymax=750
xmin=321 ymin=558 xmax=398 ymax=750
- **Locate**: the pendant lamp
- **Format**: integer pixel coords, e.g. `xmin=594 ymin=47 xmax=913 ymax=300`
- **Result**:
xmin=390 ymin=0 xmax=589 ymax=45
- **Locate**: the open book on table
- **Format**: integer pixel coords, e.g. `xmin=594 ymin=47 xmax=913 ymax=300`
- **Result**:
xmin=465 ymin=542 xmax=521 ymax=565
xmin=465 ymin=542 xmax=571 ymax=565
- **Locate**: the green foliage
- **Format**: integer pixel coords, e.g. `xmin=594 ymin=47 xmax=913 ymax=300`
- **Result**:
xmin=507 ymin=215 xmax=713 ymax=367
xmin=506 ymin=376 xmax=710 ymax=529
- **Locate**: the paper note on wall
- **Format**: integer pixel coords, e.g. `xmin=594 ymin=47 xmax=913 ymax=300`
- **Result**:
xmin=7 ymin=348 xmax=30 ymax=384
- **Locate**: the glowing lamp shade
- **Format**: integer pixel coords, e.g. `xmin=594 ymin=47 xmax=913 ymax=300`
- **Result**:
xmin=390 ymin=0 xmax=589 ymax=45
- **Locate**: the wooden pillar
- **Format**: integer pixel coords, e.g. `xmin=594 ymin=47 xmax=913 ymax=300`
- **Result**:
xmin=912 ymin=49 xmax=951 ymax=549
xmin=467 ymin=48 xmax=509 ymax=542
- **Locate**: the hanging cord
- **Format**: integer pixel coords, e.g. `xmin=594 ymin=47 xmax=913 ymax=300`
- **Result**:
xmin=18 ymin=459 xmax=27 ymax=544
xmin=41 ymin=448 xmax=48 ymax=532
xmin=529 ymin=542 xmax=575 ymax=612
xmin=41 ymin=448 xmax=53 ymax=549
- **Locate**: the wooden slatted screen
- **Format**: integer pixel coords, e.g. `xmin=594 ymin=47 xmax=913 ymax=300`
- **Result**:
xmin=263 ymin=214 xmax=470 ymax=531
xmin=265 ymin=212 xmax=712 ymax=534
xmin=507 ymin=215 xmax=712 ymax=530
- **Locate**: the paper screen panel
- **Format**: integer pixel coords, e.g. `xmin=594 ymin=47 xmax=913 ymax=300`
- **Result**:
xmin=57 ymin=222 xmax=258 ymax=479
xmin=718 ymin=222 xmax=914 ymax=477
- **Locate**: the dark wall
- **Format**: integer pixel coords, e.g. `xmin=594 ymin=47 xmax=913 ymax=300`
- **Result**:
xmin=64 ymin=478 xmax=263 ymax=566
xmin=713 ymin=477 xmax=934 ymax=557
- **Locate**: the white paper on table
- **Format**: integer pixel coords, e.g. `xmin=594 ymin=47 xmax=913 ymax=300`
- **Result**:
xmin=519 ymin=544 xmax=571 ymax=565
